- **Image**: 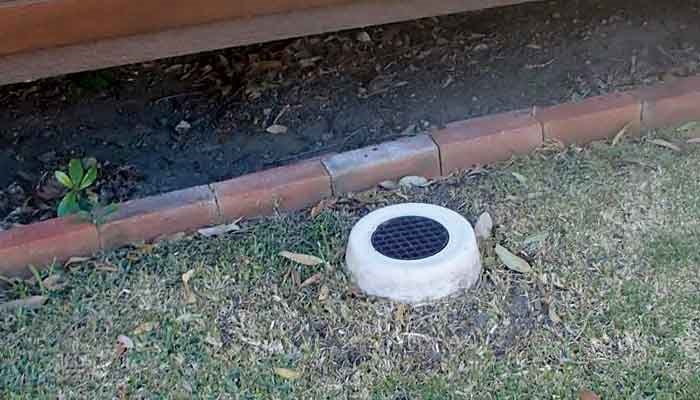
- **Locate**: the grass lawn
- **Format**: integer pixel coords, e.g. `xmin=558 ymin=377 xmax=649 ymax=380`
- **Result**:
xmin=2 ymin=126 xmax=700 ymax=399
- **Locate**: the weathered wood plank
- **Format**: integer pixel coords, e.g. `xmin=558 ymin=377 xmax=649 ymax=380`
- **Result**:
xmin=0 ymin=0 xmax=541 ymax=85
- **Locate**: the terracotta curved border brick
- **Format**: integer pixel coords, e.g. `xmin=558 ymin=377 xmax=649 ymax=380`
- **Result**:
xmin=2 ymin=76 xmax=700 ymax=278
xmin=0 ymin=217 xmax=98 ymax=278
xmin=213 ymin=158 xmax=333 ymax=221
xmin=431 ymin=109 xmax=542 ymax=174
xmin=631 ymin=76 xmax=700 ymax=130
xmin=534 ymin=92 xmax=642 ymax=145
xmin=321 ymin=135 xmax=441 ymax=194
xmin=98 ymin=185 xmax=220 ymax=250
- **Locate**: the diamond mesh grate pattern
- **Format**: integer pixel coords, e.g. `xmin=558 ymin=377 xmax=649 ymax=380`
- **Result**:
xmin=371 ymin=216 xmax=449 ymax=260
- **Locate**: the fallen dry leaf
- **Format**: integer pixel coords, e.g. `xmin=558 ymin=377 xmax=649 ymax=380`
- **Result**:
xmin=299 ymin=56 xmax=322 ymax=68
xmin=310 ymin=198 xmax=337 ymax=218
xmin=132 ymin=321 xmax=156 ymax=335
xmin=378 ymin=180 xmax=399 ymax=190
xmin=523 ymin=233 xmax=548 ymax=246
xmin=394 ymin=304 xmax=409 ymax=325
xmin=197 ymin=222 xmax=241 ymax=237
xmin=511 ymin=172 xmax=528 ymax=185
xmin=176 ymin=313 xmax=202 ymax=323
xmin=399 ymin=124 xmax=417 ymax=136
xmin=251 ymin=60 xmax=283 ymax=72
xmin=649 ymin=138 xmax=681 ymax=152
xmin=115 ymin=335 xmax=134 ymax=358
xmin=42 ymin=275 xmax=68 ymax=291
xmin=94 ymin=261 xmax=119 ymax=272
xmin=181 ymin=269 xmax=197 ymax=304
xmin=318 ymin=285 xmax=330 ymax=301
xmin=64 ymin=256 xmax=91 ymax=268
xmin=474 ymin=212 xmax=494 ymax=240
xmin=175 ymin=120 xmax=191 ymax=134
xmin=356 ymin=31 xmax=372 ymax=42
xmin=579 ymin=389 xmax=601 ymax=400
xmin=548 ymin=303 xmax=562 ymax=323
xmin=114 ymin=335 xmax=134 ymax=358
xmin=398 ymin=175 xmax=429 ymax=188
xmin=687 ymin=138 xmax=700 ymax=144
xmin=118 ymin=335 xmax=134 ymax=348
xmin=540 ymin=272 xmax=566 ymax=289
xmin=155 ymin=231 xmax=189 ymax=242
xmin=611 ymin=122 xmax=632 ymax=146
xmin=279 ymin=251 xmax=324 ymax=266
xmin=0 ymin=295 xmax=47 ymax=313
xmin=299 ymin=272 xmax=322 ymax=288
xmin=266 ymin=124 xmax=288 ymax=134
xmin=495 ymin=245 xmax=532 ymax=274
xmin=274 ymin=367 xmax=301 ymax=380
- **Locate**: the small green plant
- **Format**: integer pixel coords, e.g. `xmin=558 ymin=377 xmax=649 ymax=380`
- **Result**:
xmin=55 ymin=159 xmax=117 ymax=224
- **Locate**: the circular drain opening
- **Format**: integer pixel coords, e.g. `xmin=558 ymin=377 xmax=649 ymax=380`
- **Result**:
xmin=346 ymin=203 xmax=482 ymax=303
xmin=371 ymin=216 xmax=449 ymax=260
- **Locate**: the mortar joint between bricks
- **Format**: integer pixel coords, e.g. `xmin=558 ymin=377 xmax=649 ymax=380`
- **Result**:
xmin=208 ymin=183 xmax=225 ymax=224
xmin=319 ymin=158 xmax=337 ymax=197
xmin=427 ymin=133 xmax=444 ymax=176
xmin=531 ymin=106 xmax=546 ymax=142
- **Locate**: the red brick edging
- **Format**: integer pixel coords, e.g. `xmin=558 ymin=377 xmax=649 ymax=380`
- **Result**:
xmin=2 ymin=76 xmax=700 ymax=278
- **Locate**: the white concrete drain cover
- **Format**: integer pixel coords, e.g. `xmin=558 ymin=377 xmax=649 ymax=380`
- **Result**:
xmin=346 ymin=203 xmax=481 ymax=303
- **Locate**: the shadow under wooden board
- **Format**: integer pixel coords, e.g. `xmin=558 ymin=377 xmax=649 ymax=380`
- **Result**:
xmin=0 ymin=0 xmax=539 ymax=85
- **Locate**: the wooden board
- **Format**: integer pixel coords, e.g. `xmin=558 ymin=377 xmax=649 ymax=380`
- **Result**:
xmin=0 ymin=0 xmax=357 ymax=56
xmin=0 ymin=0 xmax=541 ymax=85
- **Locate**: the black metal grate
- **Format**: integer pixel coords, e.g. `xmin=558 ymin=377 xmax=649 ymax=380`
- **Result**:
xmin=371 ymin=216 xmax=449 ymax=260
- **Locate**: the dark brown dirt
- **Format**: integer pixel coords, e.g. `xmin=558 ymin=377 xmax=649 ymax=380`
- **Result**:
xmin=2 ymin=0 xmax=700 ymax=228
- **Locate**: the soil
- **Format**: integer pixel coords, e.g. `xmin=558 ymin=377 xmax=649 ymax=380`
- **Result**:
xmin=1 ymin=0 xmax=700 ymax=228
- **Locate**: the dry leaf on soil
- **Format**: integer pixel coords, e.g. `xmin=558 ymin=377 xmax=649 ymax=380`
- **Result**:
xmin=356 ymin=31 xmax=372 ymax=42
xmin=279 ymin=251 xmax=324 ymax=266
xmin=175 ymin=120 xmax=192 ymax=134
xmin=687 ymin=138 xmax=700 ymax=144
xmin=474 ymin=212 xmax=494 ymax=240
xmin=266 ymin=124 xmax=288 ymax=134
xmin=649 ymin=138 xmax=681 ymax=152
xmin=495 ymin=245 xmax=532 ymax=274
xmin=0 ymin=295 xmax=47 ymax=312
xmin=274 ymin=367 xmax=301 ymax=380
xmin=181 ymin=269 xmax=197 ymax=304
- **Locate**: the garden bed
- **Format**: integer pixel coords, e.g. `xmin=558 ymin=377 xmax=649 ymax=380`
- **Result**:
xmin=3 ymin=0 xmax=700 ymax=230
